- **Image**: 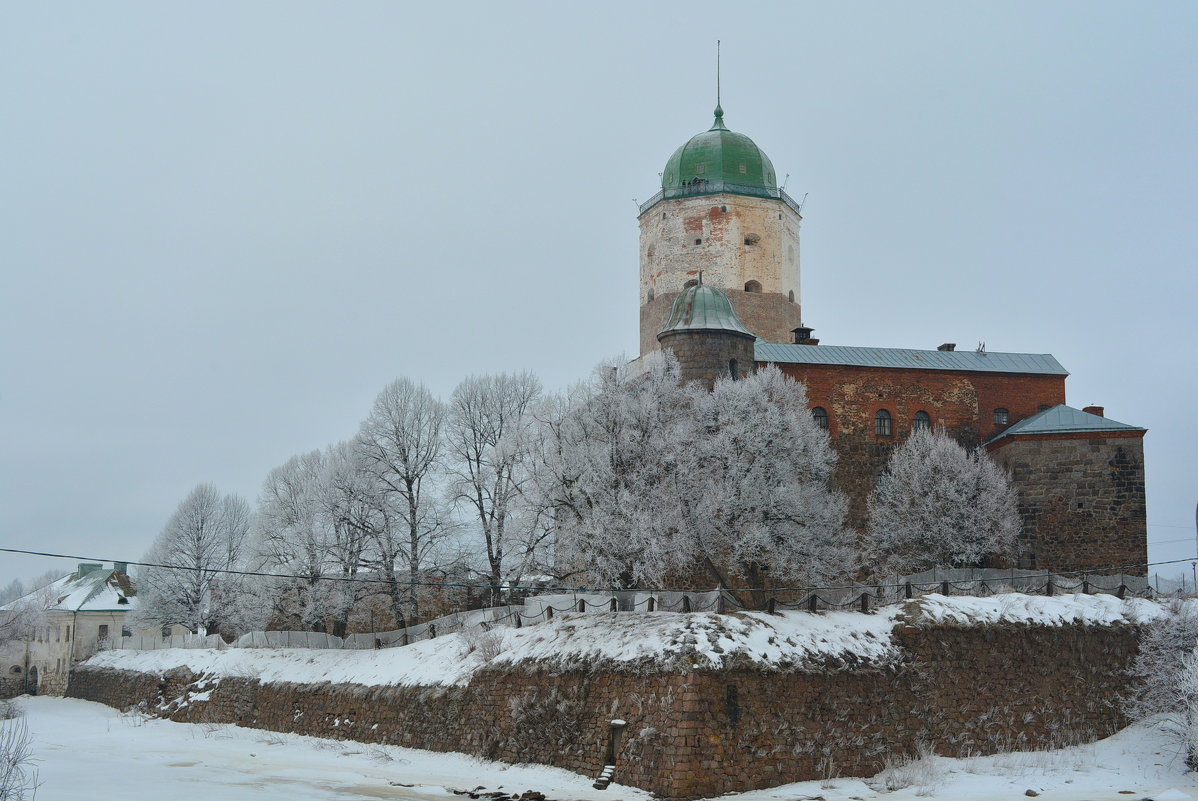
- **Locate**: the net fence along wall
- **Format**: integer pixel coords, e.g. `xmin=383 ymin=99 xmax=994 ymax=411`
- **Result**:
xmin=102 ymin=569 xmax=1181 ymax=653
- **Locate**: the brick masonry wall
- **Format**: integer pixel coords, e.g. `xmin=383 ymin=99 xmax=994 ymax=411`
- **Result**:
xmin=990 ymin=433 xmax=1148 ymax=575
xmin=69 ymin=620 xmax=1140 ymax=800
xmin=774 ymin=363 xmax=1066 ymax=530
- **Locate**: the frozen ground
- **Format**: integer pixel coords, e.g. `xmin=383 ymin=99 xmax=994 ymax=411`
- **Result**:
xmin=7 ymin=696 xmax=1198 ymax=801
xmin=7 ymin=696 xmax=649 ymax=801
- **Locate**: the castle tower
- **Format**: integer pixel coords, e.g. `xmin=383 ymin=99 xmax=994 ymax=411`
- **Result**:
xmin=657 ymin=281 xmax=757 ymax=388
xmin=638 ymin=104 xmax=803 ymax=356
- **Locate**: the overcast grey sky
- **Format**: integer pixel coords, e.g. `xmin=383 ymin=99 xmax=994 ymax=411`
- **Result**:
xmin=2 ymin=1 xmax=1195 ymax=586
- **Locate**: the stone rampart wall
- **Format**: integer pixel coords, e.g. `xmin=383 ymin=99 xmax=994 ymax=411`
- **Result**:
xmin=68 ymin=620 xmax=1140 ymax=800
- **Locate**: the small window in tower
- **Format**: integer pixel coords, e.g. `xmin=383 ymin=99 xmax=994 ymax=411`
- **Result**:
xmin=744 ymin=233 xmax=761 ymax=246
xmin=914 ymin=411 xmax=932 ymax=432
xmin=994 ymin=408 xmax=1010 ymax=425
xmin=647 ymin=288 xmax=655 ymax=302
xmin=744 ymin=280 xmax=762 ymax=293
xmin=788 ymin=290 xmax=795 ymax=303
xmin=729 ymin=359 xmax=739 ymax=380
xmin=694 ymin=238 xmax=702 ymax=245
xmin=875 ymin=409 xmax=893 ymax=437
xmin=721 ymin=205 xmax=727 ymax=213
xmin=812 ymin=407 xmax=828 ymax=430
xmin=662 ymin=211 xmax=666 ymax=219
xmin=683 ymin=279 xmax=699 ymax=289
xmin=738 ymin=163 xmax=747 ymax=174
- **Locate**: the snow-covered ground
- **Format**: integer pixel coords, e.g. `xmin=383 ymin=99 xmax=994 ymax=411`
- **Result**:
xmin=83 ymin=594 xmax=1168 ymax=689
xmin=7 ymin=696 xmax=1198 ymax=801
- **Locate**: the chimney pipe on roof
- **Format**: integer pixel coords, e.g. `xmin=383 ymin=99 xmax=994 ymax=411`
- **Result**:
xmin=792 ymin=326 xmax=817 ymax=345
xmin=113 ymin=562 xmax=128 ymax=575
xmin=937 ymin=343 xmax=956 ymax=352
xmin=1083 ymin=405 xmax=1105 ymax=417
xmin=76 ymin=563 xmax=101 ymax=578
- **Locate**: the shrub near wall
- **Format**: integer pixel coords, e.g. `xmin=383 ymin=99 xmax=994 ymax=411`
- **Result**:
xmin=68 ymin=619 xmax=1142 ymax=801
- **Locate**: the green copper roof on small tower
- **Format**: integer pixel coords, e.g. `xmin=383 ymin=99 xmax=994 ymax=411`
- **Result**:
xmin=658 ymin=281 xmax=755 ymax=340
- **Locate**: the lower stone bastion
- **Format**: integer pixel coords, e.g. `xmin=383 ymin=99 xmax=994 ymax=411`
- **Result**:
xmin=68 ymin=594 xmax=1158 ymax=800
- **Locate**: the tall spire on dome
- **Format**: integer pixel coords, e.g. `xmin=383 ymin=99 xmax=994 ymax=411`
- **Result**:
xmin=711 ymin=40 xmax=727 ymax=131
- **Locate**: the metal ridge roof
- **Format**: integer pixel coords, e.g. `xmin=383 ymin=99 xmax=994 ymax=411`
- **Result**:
xmin=985 ymin=404 xmax=1145 ymax=445
xmin=755 ymin=342 xmax=1069 ymax=376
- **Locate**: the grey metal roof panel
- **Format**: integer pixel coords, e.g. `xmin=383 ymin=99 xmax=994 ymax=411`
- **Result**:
xmin=754 ymin=342 xmax=1069 ymax=375
xmin=985 ymin=404 xmax=1145 ymax=445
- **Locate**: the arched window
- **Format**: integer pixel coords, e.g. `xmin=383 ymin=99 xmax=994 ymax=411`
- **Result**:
xmin=744 ymin=233 xmax=761 ymax=246
xmin=744 ymin=280 xmax=762 ymax=293
xmin=728 ymin=359 xmax=739 ymax=380
xmin=913 ymin=411 xmax=931 ymax=431
xmin=694 ymin=238 xmax=702 ymax=245
xmin=812 ymin=407 xmax=828 ymax=430
xmin=647 ymin=288 xmax=655 ymax=303
xmin=994 ymin=408 xmax=1010 ymax=425
xmin=788 ymin=290 xmax=795 ymax=303
xmin=875 ymin=409 xmax=893 ymax=437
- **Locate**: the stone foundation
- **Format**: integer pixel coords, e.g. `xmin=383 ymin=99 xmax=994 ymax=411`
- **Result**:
xmin=69 ymin=619 xmax=1140 ymax=799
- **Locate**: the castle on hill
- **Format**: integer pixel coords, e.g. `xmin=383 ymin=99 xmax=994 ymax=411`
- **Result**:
xmin=637 ymin=103 xmax=1147 ymax=576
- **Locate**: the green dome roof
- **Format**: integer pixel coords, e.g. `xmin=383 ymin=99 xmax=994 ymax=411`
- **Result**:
xmin=658 ymin=283 xmax=755 ymax=340
xmin=662 ymin=105 xmax=777 ymax=192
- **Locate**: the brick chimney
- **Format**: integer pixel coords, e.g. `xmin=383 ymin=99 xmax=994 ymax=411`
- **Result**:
xmin=1083 ymin=405 xmax=1105 ymax=417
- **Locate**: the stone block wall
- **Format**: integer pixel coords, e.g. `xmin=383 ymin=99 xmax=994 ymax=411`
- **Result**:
xmin=658 ymin=329 xmax=757 ymax=388
xmin=990 ymin=432 xmax=1148 ymax=575
xmin=69 ymin=619 xmax=1141 ymax=800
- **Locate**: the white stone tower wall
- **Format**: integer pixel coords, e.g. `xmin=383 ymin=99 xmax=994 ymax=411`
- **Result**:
xmin=638 ymin=193 xmax=801 ymax=304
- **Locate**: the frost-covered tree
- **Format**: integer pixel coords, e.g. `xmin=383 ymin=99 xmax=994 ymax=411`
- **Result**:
xmin=446 ymin=372 xmax=545 ymax=604
xmin=253 ymin=443 xmax=372 ymax=635
xmin=865 ymin=428 xmax=1019 ymax=574
xmin=1125 ymin=601 xmax=1198 ymax=767
xmin=356 ymin=377 xmax=453 ymax=626
xmin=135 ymin=484 xmax=257 ymax=635
xmin=531 ymin=352 xmax=696 ymax=589
xmin=684 ymin=366 xmax=854 ymax=589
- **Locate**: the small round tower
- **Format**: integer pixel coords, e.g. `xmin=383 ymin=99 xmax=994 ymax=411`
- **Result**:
xmin=657 ymin=281 xmax=757 ymax=388
xmin=638 ymin=105 xmax=803 ymax=356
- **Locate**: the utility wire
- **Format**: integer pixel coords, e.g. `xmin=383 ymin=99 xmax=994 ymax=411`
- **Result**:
xmin=1 ymin=545 xmax=1194 ymax=596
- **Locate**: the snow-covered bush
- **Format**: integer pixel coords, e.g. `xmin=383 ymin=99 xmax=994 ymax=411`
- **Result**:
xmin=0 ymin=705 xmax=38 ymax=800
xmin=1124 ymin=599 xmax=1198 ymax=766
xmin=868 ymin=741 xmax=944 ymax=796
xmin=865 ymin=428 xmax=1019 ymax=574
